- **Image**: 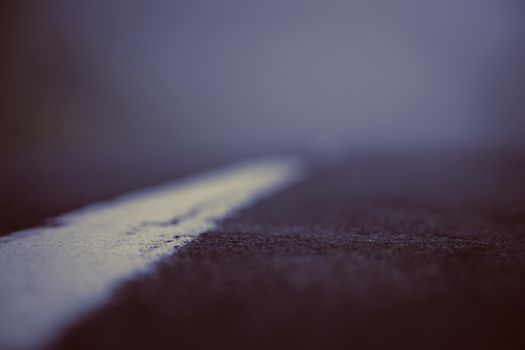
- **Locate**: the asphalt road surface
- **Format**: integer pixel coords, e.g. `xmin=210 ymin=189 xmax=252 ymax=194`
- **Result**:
xmin=2 ymin=154 xmax=525 ymax=349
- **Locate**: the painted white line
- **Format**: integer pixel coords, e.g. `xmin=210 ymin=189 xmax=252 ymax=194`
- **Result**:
xmin=0 ymin=156 xmax=304 ymax=350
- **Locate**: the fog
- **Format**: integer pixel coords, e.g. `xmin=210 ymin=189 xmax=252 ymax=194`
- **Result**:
xmin=1 ymin=0 xmax=525 ymax=234
xmin=2 ymin=0 xmax=525 ymax=161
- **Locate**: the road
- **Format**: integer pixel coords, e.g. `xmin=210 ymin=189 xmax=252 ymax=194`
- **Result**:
xmin=2 ymin=154 xmax=525 ymax=349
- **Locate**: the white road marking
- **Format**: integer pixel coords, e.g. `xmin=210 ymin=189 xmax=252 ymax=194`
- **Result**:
xmin=0 ymin=157 xmax=304 ymax=350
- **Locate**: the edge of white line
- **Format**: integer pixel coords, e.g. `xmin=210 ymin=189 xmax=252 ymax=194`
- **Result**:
xmin=0 ymin=156 xmax=305 ymax=350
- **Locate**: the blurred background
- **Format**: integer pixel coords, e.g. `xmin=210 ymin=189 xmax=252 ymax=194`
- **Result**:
xmin=1 ymin=0 xmax=525 ymax=234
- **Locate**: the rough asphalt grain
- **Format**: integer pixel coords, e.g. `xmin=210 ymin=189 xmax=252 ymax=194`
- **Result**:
xmin=52 ymin=155 xmax=525 ymax=350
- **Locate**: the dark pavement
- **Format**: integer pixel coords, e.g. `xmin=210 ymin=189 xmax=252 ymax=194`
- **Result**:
xmin=45 ymin=154 xmax=525 ymax=349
